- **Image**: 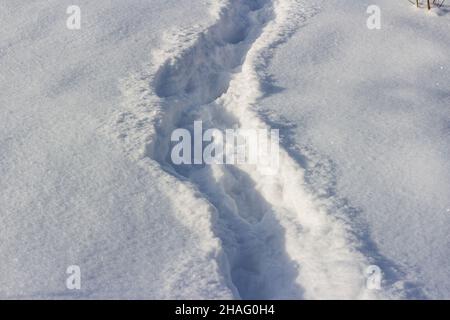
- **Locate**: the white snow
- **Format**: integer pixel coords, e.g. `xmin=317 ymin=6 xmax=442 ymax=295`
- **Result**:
xmin=1 ymin=0 xmax=449 ymax=299
xmin=0 ymin=0 xmax=231 ymax=299
xmin=259 ymin=0 xmax=450 ymax=299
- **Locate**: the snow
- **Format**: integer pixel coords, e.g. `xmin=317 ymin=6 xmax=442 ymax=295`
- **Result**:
xmin=259 ymin=0 xmax=450 ymax=298
xmin=1 ymin=0 xmax=449 ymax=299
xmin=0 ymin=0 xmax=231 ymax=299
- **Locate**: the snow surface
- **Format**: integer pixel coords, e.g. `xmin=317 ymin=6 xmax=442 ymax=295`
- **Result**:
xmin=0 ymin=0 xmax=449 ymax=299
xmin=0 ymin=0 xmax=230 ymax=299
xmin=260 ymin=0 xmax=450 ymax=299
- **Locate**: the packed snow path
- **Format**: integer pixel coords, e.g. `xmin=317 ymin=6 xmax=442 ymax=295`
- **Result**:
xmin=109 ymin=0 xmax=403 ymax=299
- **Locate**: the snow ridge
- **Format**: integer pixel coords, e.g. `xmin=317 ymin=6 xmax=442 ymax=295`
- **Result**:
xmin=106 ymin=0 xmax=404 ymax=299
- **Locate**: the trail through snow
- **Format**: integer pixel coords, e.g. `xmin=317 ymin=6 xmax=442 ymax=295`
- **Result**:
xmin=106 ymin=0 xmax=405 ymax=299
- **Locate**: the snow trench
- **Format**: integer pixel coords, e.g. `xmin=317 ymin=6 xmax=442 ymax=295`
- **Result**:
xmin=107 ymin=0 xmax=405 ymax=299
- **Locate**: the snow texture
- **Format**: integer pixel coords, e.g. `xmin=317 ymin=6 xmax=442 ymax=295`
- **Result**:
xmin=0 ymin=0 xmax=449 ymax=299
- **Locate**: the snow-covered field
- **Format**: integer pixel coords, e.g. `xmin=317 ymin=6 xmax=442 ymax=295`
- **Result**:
xmin=0 ymin=0 xmax=449 ymax=299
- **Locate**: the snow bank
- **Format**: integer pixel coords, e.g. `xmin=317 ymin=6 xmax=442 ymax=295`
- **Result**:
xmin=260 ymin=0 xmax=450 ymax=298
xmin=0 ymin=0 xmax=232 ymax=299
